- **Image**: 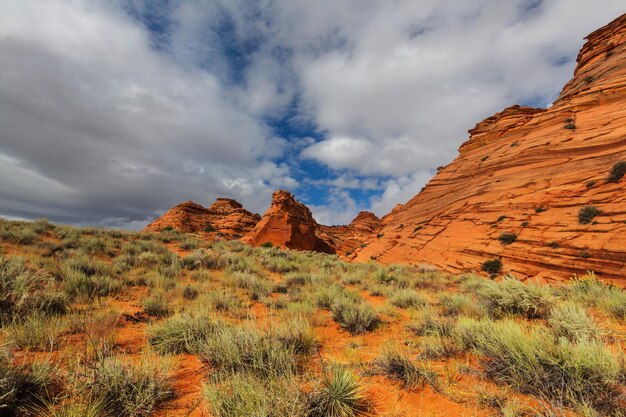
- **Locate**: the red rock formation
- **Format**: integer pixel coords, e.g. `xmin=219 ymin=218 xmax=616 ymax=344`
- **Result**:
xmin=145 ymin=198 xmax=260 ymax=238
xmin=354 ymin=14 xmax=626 ymax=283
xmin=242 ymin=190 xmax=335 ymax=253
xmin=321 ymin=211 xmax=382 ymax=256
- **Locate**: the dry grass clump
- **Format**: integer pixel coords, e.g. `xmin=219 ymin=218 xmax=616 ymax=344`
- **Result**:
xmin=147 ymin=311 xmax=221 ymax=354
xmin=477 ymin=276 xmax=554 ymax=318
xmin=374 ymin=344 xmax=438 ymax=388
xmin=80 ymin=354 xmax=173 ymax=417
xmin=388 ymin=289 xmax=428 ymax=309
xmin=1 ymin=257 xmax=67 ymax=325
xmin=455 ymin=317 xmax=623 ymax=414
xmin=331 ymin=298 xmax=380 ymax=335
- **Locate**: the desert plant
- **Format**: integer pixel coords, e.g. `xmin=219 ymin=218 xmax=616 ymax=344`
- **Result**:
xmin=578 ymin=206 xmax=601 ymax=225
xmin=374 ymin=345 xmax=438 ymax=388
xmin=308 ymin=366 xmax=372 ymax=417
xmin=272 ymin=317 xmax=319 ymax=356
xmin=84 ymin=354 xmax=173 ymax=417
xmin=455 ymin=318 xmax=623 ymax=414
xmin=7 ymin=314 xmax=67 ymax=351
xmin=548 ymin=304 xmax=601 ymax=342
xmin=147 ymin=312 xmax=220 ymax=354
xmin=0 ymin=257 xmax=67 ymax=324
xmin=388 ymin=289 xmax=427 ymax=309
xmin=478 ymin=277 xmax=554 ymax=318
xmin=203 ymin=373 xmax=306 ymax=417
xmin=498 ymin=233 xmax=517 ymax=245
xmin=0 ymin=347 xmax=59 ymax=412
xmin=481 ymin=259 xmax=502 ymax=276
xmin=607 ymin=161 xmax=626 ymax=183
xmin=196 ymin=326 xmax=299 ymax=378
xmin=331 ymin=299 xmax=379 ymax=335
xmin=182 ymin=284 xmax=199 ymax=300
xmin=142 ymin=292 xmax=171 ymax=318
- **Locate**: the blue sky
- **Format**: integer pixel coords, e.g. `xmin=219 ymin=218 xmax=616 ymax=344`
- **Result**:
xmin=0 ymin=0 xmax=624 ymax=227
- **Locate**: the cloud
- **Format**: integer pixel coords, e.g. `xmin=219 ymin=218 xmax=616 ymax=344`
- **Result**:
xmin=0 ymin=0 xmax=623 ymax=226
xmin=0 ymin=0 xmax=294 ymax=223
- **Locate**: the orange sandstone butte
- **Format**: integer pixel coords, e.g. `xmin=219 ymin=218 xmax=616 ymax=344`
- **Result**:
xmin=353 ymin=13 xmax=626 ymax=282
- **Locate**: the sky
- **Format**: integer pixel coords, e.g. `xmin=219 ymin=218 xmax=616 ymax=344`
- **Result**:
xmin=0 ymin=1 xmax=624 ymax=228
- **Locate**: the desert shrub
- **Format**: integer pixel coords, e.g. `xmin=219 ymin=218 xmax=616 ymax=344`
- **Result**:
xmin=478 ymin=276 xmax=554 ymax=318
xmin=548 ymin=304 xmax=601 ymax=342
xmin=0 ymin=257 xmax=67 ymax=324
xmin=599 ymin=291 xmax=626 ymax=319
xmin=578 ymin=206 xmax=601 ymax=225
xmin=315 ymin=286 xmax=357 ymax=310
xmin=7 ymin=314 xmax=67 ymax=351
xmin=199 ymin=290 xmax=242 ymax=312
xmin=439 ymin=293 xmax=485 ymax=317
xmin=84 ymin=355 xmax=173 ymax=417
xmin=284 ymin=272 xmax=312 ymax=288
xmin=62 ymin=268 xmax=122 ymax=300
xmin=498 ymin=233 xmax=517 ymax=245
xmin=261 ymin=242 xmax=273 ymax=248
xmin=407 ymin=310 xmax=454 ymax=337
xmin=331 ymin=299 xmax=379 ymax=335
xmin=196 ymin=326 xmax=298 ymax=378
xmin=262 ymin=256 xmax=299 ymax=273
xmin=32 ymin=399 xmax=107 ymax=417
xmin=272 ymin=317 xmax=319 ymax=356
xmin=565 ymin=275 xmax=626 ymax=319
xmin=225 ymin=256 xmax=262 ymax=274
xmin=142 ymin=292 xmax=171 ymax=318
xmin=607 ymin=161 xmax=626 ymax=183
xmin=418 ymin=334 xmax=460 ymax=360
xmin=178 ymin=237 xmax=199 ymax=250
xmin=481 ymin=259 xmax=502 ymax=276
xmin=203 ymin=373 xmax=306 ymax=417
xmin=147 ymin=312 xmax=220 ymax=354
xmin=190 ymin=269 xmax=212 ymax=282
xmin=182 ymin=284 xmax=199 ymax=300
xmin=374 ymin=345 xmax=438 ymax=388
xmin=308 ymin=366 xmax=372 ymax=417
xmin=0 ymin=347 xmax=58 ymax=413
xmin=0 ymin=221 xmax=41 ymax=245
xmin=157 ymin=255 xmax=181 ymax=281
xmin=230 ymin=272 xmax=272 ymax=301
xmin=388 ymin=289 xmax=427 ymax=309
xmin=456 ymin=318 xmax=623 ymax=414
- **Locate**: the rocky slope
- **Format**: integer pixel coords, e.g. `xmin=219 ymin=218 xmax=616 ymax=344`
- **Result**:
xmin=353 ymin=14 xmax=626 ymax=282
xmin=241 ymin=190 xmax=335 ymax=253
xmin=320 ymin=211 xmax=382 ymax=256
xmin=145 ymin=198 xmax=260 ymax=238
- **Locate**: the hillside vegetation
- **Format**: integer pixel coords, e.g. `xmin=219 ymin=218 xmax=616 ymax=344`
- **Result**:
xmin=0 ymin=218 xmax=624 ymax=417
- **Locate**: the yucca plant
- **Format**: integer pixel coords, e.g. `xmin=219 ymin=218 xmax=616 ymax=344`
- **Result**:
xmin=308 ymin=366 xmax=372 ymax=417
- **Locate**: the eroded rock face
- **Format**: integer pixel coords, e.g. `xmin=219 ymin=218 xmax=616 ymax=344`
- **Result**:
xmin=321 ymin=211 xmax=382 ymax=256
xmin=354 ymin=14 xmax=626 ymax=282
xmin=145 ymin=198 xmax=260 ymax=238
xmin=242 ymin=190 xmax=335 ymax=253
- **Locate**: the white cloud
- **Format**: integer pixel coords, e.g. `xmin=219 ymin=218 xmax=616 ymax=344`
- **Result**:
xmin=0 ymin=0 xmax=623 ymax=226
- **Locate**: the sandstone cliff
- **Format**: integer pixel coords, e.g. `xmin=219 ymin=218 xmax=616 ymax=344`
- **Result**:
xmin=241 ymin=190 xmax=335 ymax=253
xmin=320 ymin=211 xmax=382 ymax=256
xmin=354 ymin=14 xmax=626 ymax=282
xmin=145 ymin=198 xmax=260 ymax=238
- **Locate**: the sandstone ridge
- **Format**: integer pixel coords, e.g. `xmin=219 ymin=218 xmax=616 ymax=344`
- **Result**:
xmin=352 ymin=14 xmax=626 ymax=282
xmin=145 ymin=198 xmax=261 ymax=238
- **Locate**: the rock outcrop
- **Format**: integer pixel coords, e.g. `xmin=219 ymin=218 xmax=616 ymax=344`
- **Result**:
xmin=241 ymin=190 xmax=335 ymax=253
xmin=354 ymin=14 xmax=626 ymax=283
xmin=321 ymin=211 xmax=382 ymax=256
xmin=145 ymin=198 xmax=260 ymax=238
